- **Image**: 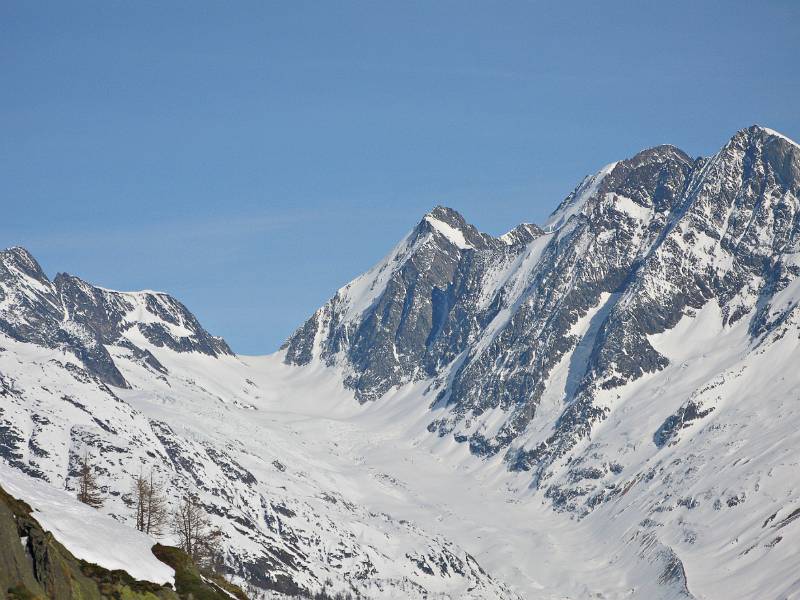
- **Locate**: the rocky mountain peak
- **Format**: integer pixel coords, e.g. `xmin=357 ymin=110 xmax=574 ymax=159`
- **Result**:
xmin=732 ymin=123 xmax=799 ymax=145
xmin=424 ymin=205 xmax=464 ymax=224
xmin=417 ymin=205 xmax=499 ymax=250
xmin=545 ymin=142 xmax=696 ymax=233
xmin=724 ymin=125 xmax=800 ymax=190
xmin=284 ymin=125 xmax=800 ymax=478
xmin=0 ymin=246 xmax=49 ymax=283
xmin=627 ymin=143 xmax=693 ymax=166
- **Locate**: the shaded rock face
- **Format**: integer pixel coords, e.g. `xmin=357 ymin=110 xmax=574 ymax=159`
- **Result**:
xmin=0 ymin=249 xmax=231 ymax=388
xmin=55 ymin=273 xmax=231 ymax=357
xmin=0 ymin=247 xmax=128 ymax=388
xmin=282 ymin=205 xmax=516 ymax=401
xmin=526 ymin=126 xmax=800 ymax=468
xmin=283 ymin=126 xmax=800 ymax=472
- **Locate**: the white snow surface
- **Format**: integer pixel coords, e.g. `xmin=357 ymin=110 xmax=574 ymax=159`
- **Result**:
xmin=0 ymin=462 xmax=174 ymax=585
xmin=6 ymin=201 xmax=800 ymax=596
xmin=6 ymin=290 xmax=800 ymax=598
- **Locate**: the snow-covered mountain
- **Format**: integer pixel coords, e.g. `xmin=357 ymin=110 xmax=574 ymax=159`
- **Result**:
xmin=2 ymin=125 xmax=800 ymax=599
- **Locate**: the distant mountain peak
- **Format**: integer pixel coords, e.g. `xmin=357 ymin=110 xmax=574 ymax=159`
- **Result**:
xmin=626 ymin=143 xmax=693 ymax=167
xmin=0 ymin=245 xmax=48 ymax=282
xmin=2 ymin=245 xmax=37 ymax=260
xmin=713 ymin=124 xmax=800 ymax=191
xmin=424 ymin=204 xmax=464 ymax=222
xmin=0 ymin=249 xmax=231 ymax=387
xmin=734 ymin=124 xmax=799 ymax=147
xmin=545 ymin=141 xmax=699 ymax=232
xmin=418 ymin=205 xmax=499 ymax=250
xmin=284 ymin=122 xmax=800 ymax=471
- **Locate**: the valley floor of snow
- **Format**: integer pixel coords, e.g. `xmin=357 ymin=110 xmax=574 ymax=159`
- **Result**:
xmin=114 ymin=334 xmax=800 ymax=599
xmin=118 ymin=304 xmax=800 ymax=599
xmin=118 ymin=352 xmax=625 ymax=599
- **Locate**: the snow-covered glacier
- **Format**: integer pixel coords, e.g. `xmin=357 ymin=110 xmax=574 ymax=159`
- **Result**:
xmin=2 ymin=125 xmax=800 ymax=599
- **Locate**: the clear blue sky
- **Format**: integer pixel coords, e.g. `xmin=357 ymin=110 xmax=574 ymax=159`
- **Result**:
xmin=2 ymin=1 xmax=799 ymax=354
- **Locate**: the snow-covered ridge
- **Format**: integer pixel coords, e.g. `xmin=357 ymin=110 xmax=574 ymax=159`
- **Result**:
xmin=0 ymin=251 xmax=231 ymax=388
xmin=498 ymin=223 xmax=543 ymax=246
xmin=4 ymin=124 xmax=800 ymax=599
xmin=544 ymin=161 xmax=618 ymax=231
xmin=759 ymin=125 xmax=800 ymax=147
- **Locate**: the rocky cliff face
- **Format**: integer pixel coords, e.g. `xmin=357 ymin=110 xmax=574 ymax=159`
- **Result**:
xmin=519 ymin=125 xmax=800 ymax=475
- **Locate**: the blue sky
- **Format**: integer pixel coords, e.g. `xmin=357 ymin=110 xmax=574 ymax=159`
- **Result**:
xmin=2 ymin=1 xmax=799 ymax=354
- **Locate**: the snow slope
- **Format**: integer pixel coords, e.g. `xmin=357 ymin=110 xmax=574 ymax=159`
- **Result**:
xmin=0 ymin=461 xmax=174 ymax=585
xmin=0 ymin=331 xmax=698 ymax=598
xmin=7 ymin=303 xmax=800 ymax=597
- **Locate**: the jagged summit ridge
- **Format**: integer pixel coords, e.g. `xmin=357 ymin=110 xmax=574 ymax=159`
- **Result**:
xmin=283 ymin=124 xmax=800 ymax=467
xmin=0 ymin=247 xmax=231 ymax=387
xmin=420 ymin=205 xmax=501 ymax=250
xmin=55 ymin=272 xmax=231 ymax=356
xmin=281 ymin=204 xmax=535 ymax=400
xmin=276 ymin=124 xmax=800 ymax=596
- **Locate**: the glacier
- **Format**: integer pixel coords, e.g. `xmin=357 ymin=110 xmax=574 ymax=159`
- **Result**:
xmin=1 ymin=125 xmax=800 ymax=599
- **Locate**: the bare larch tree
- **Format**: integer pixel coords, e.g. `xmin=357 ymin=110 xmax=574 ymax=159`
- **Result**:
xmin=171 ymin=496 xmax=222 ymax=565
xmin=76 ymin=452 xmax=104 ymax=508
xmin=132 ymin=470 xmax=168 ymax=537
